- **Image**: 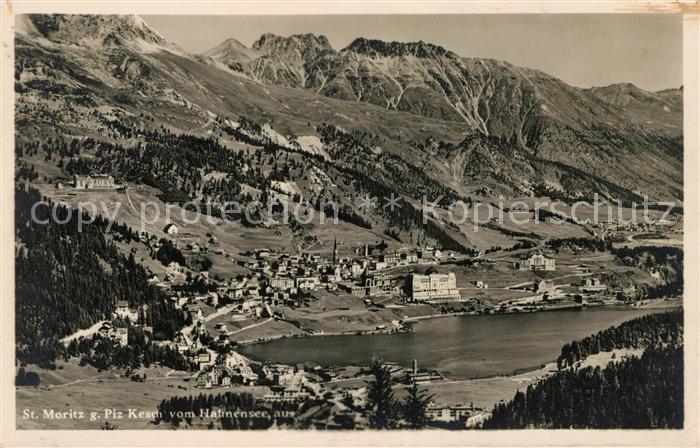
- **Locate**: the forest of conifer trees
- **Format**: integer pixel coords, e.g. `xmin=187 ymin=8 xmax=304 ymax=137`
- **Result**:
xmin=485 ymin=310 xmax=683 ymax=429
xmin=15 ymin=185 xmax=185 ymax=367
xmin=485 ymin=345 xmax=683 ymax=429
xmin=557 ymin=310 xmax=683 ymax=368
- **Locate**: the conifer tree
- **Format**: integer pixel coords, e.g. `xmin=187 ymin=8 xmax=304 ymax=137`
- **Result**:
xmin=403 ymin=381 xmax=433 ymax=429
xmin=367 ymin=356 xmax=397 ymax=429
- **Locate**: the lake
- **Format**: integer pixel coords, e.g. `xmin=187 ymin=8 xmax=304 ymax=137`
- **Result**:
xmin=239 ymin=307 xmax=667 ymax=379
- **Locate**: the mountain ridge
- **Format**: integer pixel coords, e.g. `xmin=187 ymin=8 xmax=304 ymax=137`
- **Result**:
xmin=14 ymin=13 xmax=683 ymax=212
xmin=202 ymin=31 xmax=682 ymax=141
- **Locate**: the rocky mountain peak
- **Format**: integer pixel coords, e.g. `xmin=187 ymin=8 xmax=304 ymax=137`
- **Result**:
xmin=590 ymin=82 xmax=649 ymax=96
xmin=23 ymin=14 xmax=167 ymax=48
xmin=13 ymin=13 xmax=685 ymax=208
xmin=343 ymin=37 xmax=454 ymax=59
xmin=203 ymin=37 xmax=258 ymax=64
xmin=217 ymin=37 xmax=249 ymax=48
xmin=252 ymin=33 xmax=335 ymax=57
xmin=588 ymin=82 xmax=681 ymax=112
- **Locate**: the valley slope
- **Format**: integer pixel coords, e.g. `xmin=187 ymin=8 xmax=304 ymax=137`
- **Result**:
xmin=14 ymin=14 xmax=684 ymax=256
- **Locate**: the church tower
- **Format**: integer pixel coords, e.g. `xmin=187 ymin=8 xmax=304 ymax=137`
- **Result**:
xmin=333 ymin=237 xmax=338 ymax=265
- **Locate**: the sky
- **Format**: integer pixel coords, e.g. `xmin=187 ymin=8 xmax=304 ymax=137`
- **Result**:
xmin=144 ymin=14 xmax=683 ymax=92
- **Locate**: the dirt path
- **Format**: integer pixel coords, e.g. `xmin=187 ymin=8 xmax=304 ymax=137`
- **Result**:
xmin=125 ymin=186 xmax=162 ymax=234
xmin=48 ymin=373 xmax=118 ymax=389
xmin=226 ymin=318 xmax=273 ymax=336
xmin=60 ymin=320 xmax=107 ymax=346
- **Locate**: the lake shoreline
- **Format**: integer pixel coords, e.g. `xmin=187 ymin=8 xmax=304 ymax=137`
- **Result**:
xmin=236 ymin=298 xmax=682 ymax=348
xmin=238 ymin=302 xmax=681 ymax=380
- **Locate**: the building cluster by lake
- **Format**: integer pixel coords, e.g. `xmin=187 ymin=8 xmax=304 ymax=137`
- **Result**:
xmin=190 ymin=351 xmax=489 ymax=429
xmin=158 ymin=238 xmax=468 ymax=321
xmin=70 ymin=209 xmax=671 ymax=431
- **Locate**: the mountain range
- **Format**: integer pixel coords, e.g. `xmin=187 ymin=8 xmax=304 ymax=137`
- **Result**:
xmin=14 ymin=14 xmax=683 ymax=249
xmin=203 ymin=32 xmax=682 ymax=137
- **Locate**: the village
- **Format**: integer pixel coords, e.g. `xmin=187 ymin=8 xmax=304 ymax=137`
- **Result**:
xmin=43 ymin=173 xmax=682 ymax=429
xmin=83 ymin=219 xmax=663 ymax=428
xmin=8 ymin=9 xmax=688 ymax=437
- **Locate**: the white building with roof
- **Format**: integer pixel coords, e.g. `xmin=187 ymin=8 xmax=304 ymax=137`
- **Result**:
xmin=73 ymin=174 xmax=115 ymax=189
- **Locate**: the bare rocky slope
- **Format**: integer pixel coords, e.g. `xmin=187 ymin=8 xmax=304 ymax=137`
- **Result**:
xmin=204 ymin=31 xmax=683 ymax=201
xmin=15 ymin=14 xmax=683 ymax=211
